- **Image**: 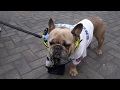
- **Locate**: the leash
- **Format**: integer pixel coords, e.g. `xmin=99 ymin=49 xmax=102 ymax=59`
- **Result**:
xmin=0 ymin=20 xmax=43 ymax=39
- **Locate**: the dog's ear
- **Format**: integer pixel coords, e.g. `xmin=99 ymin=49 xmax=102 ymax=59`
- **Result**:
xmin=71 ymin=23 xmax=83 ymax=40
xmin=48 ymin=18 xmax=55 ymax=33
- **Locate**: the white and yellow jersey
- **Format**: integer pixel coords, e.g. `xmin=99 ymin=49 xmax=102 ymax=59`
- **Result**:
xmin=45 ymin=19 xmax=94 ymax=66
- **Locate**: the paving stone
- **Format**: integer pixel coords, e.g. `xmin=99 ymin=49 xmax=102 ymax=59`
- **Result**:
xmin=109 ymin=57 xmax=120 ymax=68
xmin=107 ymin=69 xmax=120 ymax=79
xmin=105 ymin=32 xmax=117 ymax=38
xmin=9 ymin=22 xmax=17 ymax=26
xmin=38 ymin=73 xmax=59 ymax=79
xmin=20 ymin=24 xmax=31 ymax=31
xmin=112 ymin=30 xmax=120 ymax=36
xmin=29 ymin=18 xmax=37 ymax=23
xmin=14 ymin=58 xmax=32 ymax=75
xmin=4 ymin=40 xmax=16 ymax=50
xmin=0 ymin=47 xmax=9 ymax=58
xmin=11 ymin=34 xmax=22 ymax=43
xmin=1 ymin=32 xmax=16 ymax=38
xmin=0 ymin=27 xmax=6 ymax=34
xmin=83 ymin=56 xmax=100 ymax=70
xmin=0 ymin=74 xmax=5 ymax=79
xmin=111 ymin=26 xmax=120 ymax=32
xmin=8 ymin=45 xmax=28 ymax=55
xmin=21 ymin=34 xmax=34 ymax=40
xmin=106 ymin=42 xmax=120 ymax=52
xmin=6 ymin=28 xmax=16 ymax=33
xmin=29 ymin=56 xmax=46 ymax=69
xmin=1 ymin=24 xmax=10 ymax=30
xmin=31 ymin=26 xmax=44 ymax=33
xmin=109 ymin=39 xmax=120 ymax=45
xmin=99 ymin=50 xmax=115 ymax=61
xmin=104 ymin=36 xmax=114 ymax=43
xmin=24 ymin=21 xmax=36 ymax=28
xmin=27 ymin=43 xmax=46 ymax=53
xmin=0 ymin=43 xmax=4 ymax=47
xmin=16 ymin=31 xmax=27 ymax=37
xmin=108 ymin=49 xmax=120 ymax=59
xmin=35 ymin=49 xmax=47 ymax=58
xmin=14 ymin=40 xmax=26 ymax=47
xmin=102 ymin=44 xmax=111 ymax=53
xmin=87 ymin=49 xmax=98 ymax=59
xmin=0 ymin=53 xmax=23 ymax=65
xmin=22 ymin=37 xmax=37 ymax=45
xmin=5 ymin=69 xmax=21 ymax=79
xmin=115 ymin=36 xmax=120 ymax=42
xmin=22 ymin=66 xmax=47 ymax=79
xmin=96 ymin=60 xmax=118 ymax=78
xmin=32 ymin=38 xmax=44 ymax=45
xmin=21 ymin=50 xmax=38 ymax=62
xmin=0 ymin=37 xmax=11 ymax=43
xmin=78 ymin=62 xmax=104 ymax=79
xmin=0 ymin=63 xmax=14 ymax=75
xmin=90 ymin=42 xmax=97 ymax=49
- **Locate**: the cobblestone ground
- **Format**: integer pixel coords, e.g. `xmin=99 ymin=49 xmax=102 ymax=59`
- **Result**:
xmin=0 ymin=11 xmax=120 ymax=79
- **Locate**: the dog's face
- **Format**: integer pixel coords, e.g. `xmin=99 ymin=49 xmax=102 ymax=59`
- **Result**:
xmin=46 ymin=18 xmax=83 ymax=67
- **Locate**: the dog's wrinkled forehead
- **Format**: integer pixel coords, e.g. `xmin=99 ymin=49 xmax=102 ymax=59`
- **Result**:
xmin=49 ymin=28 xmax=61 ymax=40
xmin=49 ymin=27 xmax=74 ymax=43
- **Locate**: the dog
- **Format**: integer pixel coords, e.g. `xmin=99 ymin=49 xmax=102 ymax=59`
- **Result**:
xmin=45 ymin=17 xmax=105 ymax=76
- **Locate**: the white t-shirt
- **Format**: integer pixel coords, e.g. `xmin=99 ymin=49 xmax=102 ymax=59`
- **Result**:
xmin=69 ymin=19 xmax=94 ymax=65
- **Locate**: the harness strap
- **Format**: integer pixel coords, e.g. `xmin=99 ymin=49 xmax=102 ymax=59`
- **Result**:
xmin=74 ymin=38 xmax=82 ymax=52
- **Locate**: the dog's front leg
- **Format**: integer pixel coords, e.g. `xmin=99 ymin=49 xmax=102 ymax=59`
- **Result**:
xmin=69 ymin=63 xmax=78 ymax=76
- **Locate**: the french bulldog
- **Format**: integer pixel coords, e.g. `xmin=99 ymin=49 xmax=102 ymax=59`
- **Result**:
xmin=46 ymin=17 xmax=105 ymax=76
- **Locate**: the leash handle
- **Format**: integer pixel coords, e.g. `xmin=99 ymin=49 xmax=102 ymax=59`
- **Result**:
xmin=0 ymin=20 xmax=42 ymax=39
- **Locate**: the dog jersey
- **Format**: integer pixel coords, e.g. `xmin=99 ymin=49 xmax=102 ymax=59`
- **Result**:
xmin=45 ymin=19 xmax=94 ymax=66
xmin=69 ymin=19 xmax=94 ymax=65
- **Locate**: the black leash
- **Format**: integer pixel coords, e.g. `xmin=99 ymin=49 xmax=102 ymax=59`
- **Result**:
xmin=0 ymin=20 xmax=43 ymax=39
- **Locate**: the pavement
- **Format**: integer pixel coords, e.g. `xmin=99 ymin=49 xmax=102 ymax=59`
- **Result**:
xmin=0 ymin=11 xmax=120 ymax=79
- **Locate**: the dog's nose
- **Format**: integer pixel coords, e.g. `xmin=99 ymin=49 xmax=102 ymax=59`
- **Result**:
xmin=54 ymin=45 xmax=61 ymax=50
xmin=53 ymin=45 xmax=62 ymax=55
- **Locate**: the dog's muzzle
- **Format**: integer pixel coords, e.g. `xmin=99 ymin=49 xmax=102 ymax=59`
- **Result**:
xmin=50 ymin=45 xmax=62 ymax=65
xmin=53 ymin=45 xmax=62 ymax=57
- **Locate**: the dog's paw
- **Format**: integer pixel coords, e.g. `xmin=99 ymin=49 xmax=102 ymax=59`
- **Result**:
xmin=96 ymin=49 xmax=102 ymax=55
xmin=69 ymin=68 xmax=78 ymax=76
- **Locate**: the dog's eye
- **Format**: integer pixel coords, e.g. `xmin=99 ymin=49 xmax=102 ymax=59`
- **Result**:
xmin=62 ymin=40 xmax=71 ymax=48
xmin=64 ymin=44 xmax=71 ymax=47
xmin=63 ymin=42 xmax=70 ymax=48
xmin=49 ymin=41 xmax=54 ymax=45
